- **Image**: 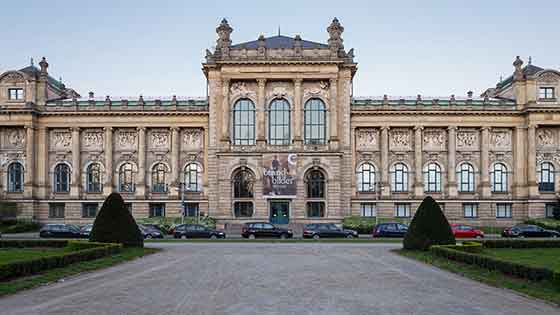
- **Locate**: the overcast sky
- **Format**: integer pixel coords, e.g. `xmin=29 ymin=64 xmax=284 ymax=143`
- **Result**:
xmin=1 ymin=0 xmax=558 ymax=98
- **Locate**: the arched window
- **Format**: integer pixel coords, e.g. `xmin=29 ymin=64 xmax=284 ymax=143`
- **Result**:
xmin=268 ymin=99 xmax=291 ymax=145
xmin=7 ymin=162 xmax=23 ymax=192
xmin=491 ymin=163 xmax=508 ymax=192
xmin=119 ymin=163 xmax=135 ymax=193
xmin=86 ymin=163 xmax=102 ymax=193
xmin=356 ymin=162 xmax=376 ymax=192
xmin=232 ymin=168 xmax=254 ymax=217
xmin=304 ymin=98 xmax=326 ymax=145
xmin=390 ymin=163 xmax=408 ymax=192
xmin=151 ymin=163 xmax=168 ymax=193
xmin=457 ymin=163 xmax=475 ymax=192
xmin=233 ymin=99 xmax=256 ymax=145
xmin=306 ymin=169 xmax=326 ymax=217
xmin=53 ymin=163 xmax=70 ymax=193
xmin=184 ymin=163 xmax=202 ymax=192
xmin=538 ymin=162 xmax=555 ymax=192
xmin=424 ymin=163 xmax=442 ymax=192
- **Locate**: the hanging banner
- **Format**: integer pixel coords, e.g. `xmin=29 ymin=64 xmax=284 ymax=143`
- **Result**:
xmin=262 ymin=154 xmax=297 ymax=198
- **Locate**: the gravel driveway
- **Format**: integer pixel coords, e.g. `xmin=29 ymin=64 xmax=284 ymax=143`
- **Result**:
xmin=0 ymin=243 xmax=557 ymax=315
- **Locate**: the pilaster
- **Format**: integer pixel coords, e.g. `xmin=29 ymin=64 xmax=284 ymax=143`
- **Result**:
xmin=480 ymin=127 xmax=491 ymax=197
xmin=170 ymin=127 xmax=180 ymax=198
xmin=513 ymin=126 xmax=528 ymax=198
xmin=70 ymin=127 xmax=81 ymax=197
xmin=36 ymin=126 xmax=48 ymax=198
xmin=293 ymin=78 xmax=303 ymax=146
xmin=103 ymin=127 xmax=113 ymax=194
xmin=380 ymin=126 xmax=390 ymax=197
xmin=136 ymin=127 xmax=146 ymax=198
xmin=221 ymin=79 xmax=230 ymax=143
xmin=329 ymin=78 xmax=339 ymax=149
xmin=256 ymin=78 xmax=267 ymax=146
xmin=447 ymin=126 xmax=457 ymax=197
xmin=24 ymin=126 xmax=35 ymax=198
xmin=413 ymin=126 xmax=424 ymax=197
xmin=527 ymin=124 xmax=539 ymax=197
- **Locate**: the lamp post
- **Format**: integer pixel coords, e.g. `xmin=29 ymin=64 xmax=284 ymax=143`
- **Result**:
xmin=180 ymin=182 xmax=186 ymax=225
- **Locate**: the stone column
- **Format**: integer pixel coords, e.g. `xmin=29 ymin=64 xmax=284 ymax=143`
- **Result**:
xmin=527 ymin=124 xmax=539 ymax=197
xmin=380 ymin=126 xmax=390 ymax=197
xmin=70 ymin=127 xmax=81 ymax=197
xmin=413 ymin=126 xmax=424 ymax=197
xmin=293 ymin=78 xmax=303 ymax=146
xmin=512 ymin=126 xmax=528 ymax=198
xmin=136 ymin=127 xmax=146 ymax=197
xmin=480 ymin=127 xmax=491 ymax=197
xmin=447 ymin=126 xmax=458 ymax=197
xmin=221 ymin=79 xmax=230 ymax=142
xmin=103 ymin=127 xmax=113 ymax=194
xmin=35 ymin=127 xmax=48 ymax=198
xmin=170 ymin=127 xmax=180 ymax=197
xmin=256 ymin=78 xmax=267 ymax=145
xmin=329 ymin=78 xmax=338 ymax=147
xmin=24 ymin=126 xmax=35 ymax=198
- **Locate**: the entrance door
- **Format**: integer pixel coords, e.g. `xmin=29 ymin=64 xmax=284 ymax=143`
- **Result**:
xmin=270 ymin=201 xmax=289 ymax=225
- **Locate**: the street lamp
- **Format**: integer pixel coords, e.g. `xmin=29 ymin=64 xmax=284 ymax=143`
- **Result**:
xmin=179 ymin=181 xmax=198 ymax=225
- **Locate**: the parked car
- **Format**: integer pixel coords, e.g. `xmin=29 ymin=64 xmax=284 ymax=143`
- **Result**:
xmin=39 ymin=224 xmax=82 ymax=238
xmin=303 ymin=223 xmax=358 ymax=239
xmin=80 ymin=224 xmax=93 ymax=238
xmin=138 ymin=225 xmax=164 ymax=239
xmin=451 ymin=224 xmax=484 ymax=238
xmin=241 ymin=222 xmax=293 ymax=239
xmin=502 ymin=224 xmax=560 ymax=238
xmin=173 ymin=224 xmax=226 ymax=239
xmin=372 ymin=222 xmax=408 ymax=238
xmin=143 ymin=224 xmax=166 ymax=234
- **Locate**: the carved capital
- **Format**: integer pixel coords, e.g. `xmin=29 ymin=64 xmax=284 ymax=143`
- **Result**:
xmin=413 ymin=125 xmax=424 ymax=131
xmin=293 ymin=78 xmax=303 ymax=87
xmin=137 ymin=126 xmax=146 ymax=132
xmin=256 ymin=78 xmax=266 ymax=88
xmin=104 ymin=126 xmax=113 ymax=132
xmin=71 ymin=127 xmax=81 ymax=133
xmin=447 ymin=126 xmax=457 ymax=131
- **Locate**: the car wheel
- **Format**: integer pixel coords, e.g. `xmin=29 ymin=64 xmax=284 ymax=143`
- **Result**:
xmin=346 ymin=234 xmax=354 ymax=239
xmin=475 ymin=235 xmax=483 ymax=239
xmin=146 ymin=235 xmax=153 ymax=239
xmin=313 ymin=234 xmax=320 ymax=240
xmin=280 ymin=234 xmax=287 ymax=240
xmin=552 ymin=234 xmax=558 ymax=238
xmin=210 ymin=235 xmax=217 ymax=240
xmin=248 ymin=234 xmax=256 ymax=240
xmin=182 ymin=235 xmax=187 ymax=239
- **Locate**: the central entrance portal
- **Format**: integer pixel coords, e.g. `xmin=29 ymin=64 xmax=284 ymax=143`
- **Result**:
xmin=269 ymin=201 xmax=290 ymax=225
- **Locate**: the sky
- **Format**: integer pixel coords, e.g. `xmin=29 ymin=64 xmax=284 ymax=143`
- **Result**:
xmin=1 ymin=0 xmax=559 ymax=98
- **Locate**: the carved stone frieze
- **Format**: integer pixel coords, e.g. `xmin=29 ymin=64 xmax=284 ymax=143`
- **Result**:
xmin=538 ymin=72 xmax=560 ymax=83
xmin=456 ymin=129 xmax=479 ymax=151
xmin=150 ymin=131 xmax=170 ymax=149
xmin=303 ymin=81 xmax=329 ymax=99
xmin=389 ymin=128 xmax=411 ymax=151
xmin=266 ymin=81 xmax=292 ymax=101
xmin=490 ymin=129 xmax=511 ymax=151
xmin=5 ymin=128 xmax=25 ymax=148
xmin=355 ymin=128 xmax=378 ymax=151
xmin=0 ymin=72 xmax=25 ymax=83
xmin=182 ymin=128 xmax=203 ymax=150
xmin=230 ymin=81 xmax=256 ymax=99
xmin=51 ymin=130 xmax=72 ymax=151
xmin=536 ymin=128 xmax=555 ymax=147
xmin=117 ymin=130 xmax=137 ymax=149
xmin=82 ymin=130 xmax=104 ymax=149
xmin=489 ymin=151 xmax=512 ymax=163
xmin=423 ymin=128 xmax=446 ymax=151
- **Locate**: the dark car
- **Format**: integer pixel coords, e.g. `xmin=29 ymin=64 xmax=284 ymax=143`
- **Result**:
xmin=80 ymin=224 xmax=93 ymax=238
xmin=241 ymin=222 xmax=293 ymax=239
xmin=502 ymin=224 xmax=560 ymax=238
xmin=372 ymin=222 xmax=408 ymax=238
xmin=138 ymin=225 xmax=164 ymax=239
xmin=39 ymin=224 xmax=82 ymax=238
xmin=174 ymin=224 xmax=226 ymax=239
xmin=302 ymin=223 xmax=358 ymax=239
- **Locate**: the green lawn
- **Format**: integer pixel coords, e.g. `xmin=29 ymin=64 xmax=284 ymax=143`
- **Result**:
xmin=396 ymin=249 xmax=560 ymax=306
xmin=0 ymin=248 xmax=68 ymax=264
xmin=481 ymin=248 xmax=560 ymax=271
xmin=0 ymin=247 xmax=159 ymax=296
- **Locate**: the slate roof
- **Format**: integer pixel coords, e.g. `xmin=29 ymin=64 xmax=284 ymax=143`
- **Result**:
xmin=230 ymin=35 xmax=328 ymax=49
xmin=499 ymin=64 xmax=544 ymax=88
xmin=18 ymin=65 xmax=65 ymax=90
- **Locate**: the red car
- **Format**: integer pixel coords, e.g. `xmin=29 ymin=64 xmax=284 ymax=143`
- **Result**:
xmin=451 ymin=224 xmax=484 ymax=238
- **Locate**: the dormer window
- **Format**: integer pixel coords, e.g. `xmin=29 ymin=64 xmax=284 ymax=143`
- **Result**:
xmin=539 ymin=87 xmax=555 ymax=100
xmin=8 ymin=88 xmax=24 ymax=100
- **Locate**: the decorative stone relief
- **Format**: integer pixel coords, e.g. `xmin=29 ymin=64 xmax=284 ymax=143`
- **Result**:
xmin=537 ymin=152 xmax=560 ymax=165
xmin=82 ymin=131 xmax=104 ymax=149
xmin=456 ymin=129 xmax=479 ymax=150
xmin=355 ymin=128 xmax=378 ymax=151
xmin=489 ymin=151 xmax=512 ymax=163
xmin=389 ymin=152 xmax=411 ymax=166
xmin=117 ymin=130 xmax=137 ymax=149
xmin=51 ymin=130 xmax=72 ymax=150
xmin=490 ymin=129 xmax=511 ymax=151
xmin=0 ymin=72 xmax=25 ymax=83
xmin=390 ymin=128 xmax=411 ymax=151
xmin=150 ymin=131 xmax=170 ymax=149
xmin=182 ymin=129 xmax=203 ymax=150
xmin=537 ymin=128 xmax=555 ymax=147
xmin=538 ymin=72 xmax=560 ymax=83
xmin=303 ymin=81 xmax=329 ymax=99
xmin=6 ymin=128 xmax=25 ymax=148
xmin=423 ymin=128 xmax=446 ymax=151
xmin=230 ymin=81 xmax=256 ymax=99
xmin=266 ymin=81 xmax=292 ymax=100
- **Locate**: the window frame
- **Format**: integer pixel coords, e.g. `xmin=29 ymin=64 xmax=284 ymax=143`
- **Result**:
xmin=7 ymin=162 xmax=24 ymax=193
xmin=303 ymin=98 xmax=327 ymax=145
xmin=457 ymin=163 xmax=475 ymax=193
xmin=463 ymin=203 xmax=478 ymax=218
xmin=390 ymin=163 xmax=409 ymax=192
xmin=232 ymin=98 xmax=256 ymax=146
xmin=82 ymin=203 xmax=98 ymax=218
xmin=49 ymin=203 xmax=65 ymax=218
xmin=149 ymin=203 xmax=166 ymax=217
xmin=538 ymin=162 xmax=555 ymax=192
xmin=86 ymin=163 xmax=103 ymax=193
xmin=184 ymin=163 xmax=202 ymax=192
xmin=53 ymin=163 xmax=71 ymax=193
xmin=268 ymin=98 xmax=291 ymax=145
xmin=306 ymin=201 xmax=325 ymax=218
xmin=424 ymin=162 xmax=442 ymax=192
xmin=118 ymin=162 xmax=136 ymax=193
xmin=545 ymin=203 xmax=556 ymax=218
xmin=151 ymin=163 xmax=168 ymax=193
xmin=496 ymin=203 xmax=512 ymax=218
xmin=356 ymin=162 xmax=376 ymax=192
xmin=360 ymin=203 xmax=376 ymax=217
xmin=490 ymin=163 xmax=508 ymax=193
xmin=539 ymin=87 xmax=555 ymax=100
xmin=394 ymin=203 xmax=411 ymax=218
xmin=8 ymin=88 xmax=24 ymax=100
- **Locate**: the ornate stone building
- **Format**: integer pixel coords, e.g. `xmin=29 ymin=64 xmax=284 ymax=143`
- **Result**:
xmin=1 ymin=18 xmax=559 ymax=227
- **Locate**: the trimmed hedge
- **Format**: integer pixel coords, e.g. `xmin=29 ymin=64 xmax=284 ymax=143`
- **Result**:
xmin=342 ymin=216 xmax=378 ymax=234
xmin=0 ymin=241 xmax=122 ymax=280
xmin=0 ymin=240 xmax=69 ymax=248
xmin=403 ymin=196 xmax=455 ymax=250
xmin=483 ymin=239 xmax=560 ymax=249
xmin=90 ymin=193 xmax=143 ymax=247
xmin=0 ymin=220 xmax=41 ymax=233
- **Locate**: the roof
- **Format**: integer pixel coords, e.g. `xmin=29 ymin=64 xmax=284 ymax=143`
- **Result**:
xmin=499 ymin=64 xmax=544 ymax=88
xmin=18 ymin=65 xmax=65 ymax=90
xmin=230 ymin=35 xmax=328 ymax=49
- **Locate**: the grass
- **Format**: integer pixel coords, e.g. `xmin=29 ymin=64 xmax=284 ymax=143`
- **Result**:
xmin=0 ymin=247 xmax=159 ymax=297
xmin=481 ymin=248 xmax=560 ymax=271
xmin=0 ymin=248 xmax=68 ymax=264
xmin=145 ymin=238 xmax=403 ymax=243
xmin=396 ymin=249 xmax=560 ymax=306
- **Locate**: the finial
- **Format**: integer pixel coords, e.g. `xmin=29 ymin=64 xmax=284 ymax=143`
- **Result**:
xmin=30 ymin=57 xmax=34 ymax=67
xmin=528 ymin=56 xmax=532 ymax=65
xmin=39 ymin=57 xmax=48 ymax=73
xmin=88 ymin=91 xmax=94 ymax=100
xmin=467 ymin=91 xmax=473 ymax=99
xmin=499 ymin=75 xmax=503 ymax=83
xmin=278 ymin=26 xmax=280 ymax=36
xmin=513 ymin=56 xmax=524 ymax=81
xmin=513 ymin=56 xmax=523 ymax=68
xmin=59 ymin=77 xmax=63 ymax=84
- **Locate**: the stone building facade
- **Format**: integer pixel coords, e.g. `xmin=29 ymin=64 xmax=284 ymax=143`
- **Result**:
xmin=1 ymin=18 xmax=559 ymax=227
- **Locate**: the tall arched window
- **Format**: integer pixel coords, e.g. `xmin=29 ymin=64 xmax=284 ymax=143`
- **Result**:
xmin=53 ymin=163 xmax=70 ymax=193
xmin=306 ymin=169 xmax=326 ymax=217
xmin=86 ymin=163 xmax=102 ymax=193
xmin=491 ymin=163 xmax=508 ymax=192
xmin=268 ymin=99 xmax=290 ymax=145
xmin=304 ymin=98 xmax=326 ymax=145
xmin=390 ymin=163 xmax=408 ymax=192
xmin=356 ymin=162 xmax=376 ymax=192
xmin=7 ymin=162 xmax=23 ymax=192
xmin=184 ymin=163 xmax=202 ymax=192
xmin=457 ymin=163 xmax=475 ymax=192
xmin=232 ymin=168 xmax=254 ymax=217
xmin=151 ymin=163 xmax=168 ymax=193
xmin=119 ymin=162 xmax=135 ymax=193
xmin=424 ymin=163 xmax=442 ymax=192
xmin=233 ymin=99 xmax=256 ymax=145
xmin=538 ymin=162 xmax=555 ymax=192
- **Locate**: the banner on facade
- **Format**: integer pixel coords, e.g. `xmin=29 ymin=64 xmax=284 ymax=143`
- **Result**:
xmin=262 ymin=154 xmax=297 ymax=198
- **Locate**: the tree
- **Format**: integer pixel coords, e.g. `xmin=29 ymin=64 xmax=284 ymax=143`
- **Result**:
xmin=403 ymin=196 xmax=455 ymax=251
xmin=553 ymin=198 xmax=560 ymax=220
xmin=90 ymin=193 xmax=143 ymax=247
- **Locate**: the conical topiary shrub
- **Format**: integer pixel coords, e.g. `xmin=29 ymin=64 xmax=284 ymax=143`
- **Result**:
xmin=90 ymin=193 xmax=143 ymax=247
xmin=403 ymin=196 xmax=455 ymax=251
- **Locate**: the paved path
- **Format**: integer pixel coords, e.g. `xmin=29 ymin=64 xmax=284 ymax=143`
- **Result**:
xmin=0 ymin=243 xmax=557 ymax=315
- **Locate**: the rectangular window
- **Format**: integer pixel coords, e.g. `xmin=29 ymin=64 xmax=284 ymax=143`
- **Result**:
xmin=545 ymin=204 xmax=556 ymax=218
xmin=82 ymin=203 xmax=98 ymax=218
xmin=539 ymin=87 xmax=555 ymax=99
xmin=8 ymin=88 xmax=24 ymax=100
xmin=360 ymin=203 xmax=376 ymax=217
xmin=394 ymin=203 xmax=411 ymax=218
xmin=306 ymin=202 xmax=325 ymax=217
xmin=149 ymin=203 xmax=165 ymax=217
xmin=49 ymin=203 xmax=65 ymax=218
xmin=183 ymin=203 xmax=199 ymax=217
xmin=463 ymin=203 xmax=478 ymax=218
xmin=496 ymin=203 xmax=512 ymax=218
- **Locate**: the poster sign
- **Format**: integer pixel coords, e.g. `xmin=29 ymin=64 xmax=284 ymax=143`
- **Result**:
xmin=262 ymin=154 xmax=297 ymax=198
